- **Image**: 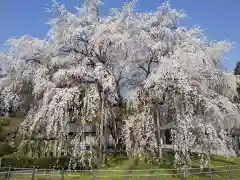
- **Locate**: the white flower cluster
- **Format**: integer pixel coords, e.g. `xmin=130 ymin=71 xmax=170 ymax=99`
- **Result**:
xmin=0 ymin=0 xmax=239 ymax=169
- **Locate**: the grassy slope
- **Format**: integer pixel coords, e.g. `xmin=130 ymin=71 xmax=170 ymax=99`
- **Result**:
xmin=1 ymin=116 xmax=240 ymax=179
xmin=8 ymin=154 xmax=240 ymax=180
xmin=0 ymin=116 xmax=24 ymax=157
xmin=0 ymin=116 xmax=24 ymax=141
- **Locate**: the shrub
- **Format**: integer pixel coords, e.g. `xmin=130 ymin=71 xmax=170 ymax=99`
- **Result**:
xmin=1 ymin=154 xmax=70 ymax=169
xmin=0 ymin=144 xmax=16 ymax=157
xmin=0 ymin=118 xmax=10 ymax=126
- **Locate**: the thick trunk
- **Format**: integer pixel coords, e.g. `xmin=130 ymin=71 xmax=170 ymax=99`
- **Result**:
xmin=156 ymin=109 xmax=162 ymax=158
xmin=103 ymin=108 xmax=108 ymax=163
xmin=58 ymin=134 xmax=63 ymax=157
xmin=153 ymin=105 xmax=162 ymax=159
xmin=108 ymin=116 xmax=122 ymax=156
xmin=98 ymin=91 xmax=104 ymax=166
xmin=96 ymin=121 xmax=100 ymax=167
xmin=113 ymin=119 xmax=119 ymax=156
xmin=208 ymin=149 xmax=212 ymax=175
xmin=53 ymin=140 xmax=58 ymax=157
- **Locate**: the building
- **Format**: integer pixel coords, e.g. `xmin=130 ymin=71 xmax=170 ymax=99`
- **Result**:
xmin=160 ymin=121 xmax=174 ymax=145
xmin=160 ymin=120 xmax=240 ymax=156
xmin=64 ymin=123 xmax=96 ymax=155
xmin=0 ymin=73 xmax=10 ymax=88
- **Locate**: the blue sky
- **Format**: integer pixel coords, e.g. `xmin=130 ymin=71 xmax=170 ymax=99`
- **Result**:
xmin=0 ymin=0 xmax=239 ymax=71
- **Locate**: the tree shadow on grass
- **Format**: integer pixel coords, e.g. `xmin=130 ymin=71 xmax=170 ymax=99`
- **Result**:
xmin=211 ymin=156 xmax=239 ymax=166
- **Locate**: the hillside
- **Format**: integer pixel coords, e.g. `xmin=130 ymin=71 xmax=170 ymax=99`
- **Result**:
xmin=3 ymin=154 xmax=240 ymax=180
xmin=1 ymin=116 xmax=240 ymax=179
xmin=0 ymin=115 xmax=24 ymax=157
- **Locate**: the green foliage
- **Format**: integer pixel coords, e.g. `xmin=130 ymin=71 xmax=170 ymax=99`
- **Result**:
xmin=0 ymin=118 xmax=10 ymax=141
xmin=1 ymin=154 xmax=70 ymax=169
xmin=0 ymin=144 xmax=16 ymax=157
xmin=0 ymin=117 xmax=10 ymax=126
xmin=0 ymin=116 xmax=24 ymax=146
xmin=234 ymin=61 xmax=240 ymax=75
xmin=0 ymin=128 xmax=5 ymax=141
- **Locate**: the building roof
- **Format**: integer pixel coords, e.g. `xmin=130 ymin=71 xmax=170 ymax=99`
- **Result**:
xmin=66 ymin=123 xmax=79 ymax=133
xmin=231 ymin=128 xmax=240 ymax=135
xmin=160 ymin=117 xmax=240 ymax=132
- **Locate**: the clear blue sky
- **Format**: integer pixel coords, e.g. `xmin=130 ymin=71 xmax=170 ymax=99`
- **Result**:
xmin=0 ymin=0 xmax=239 ymax=71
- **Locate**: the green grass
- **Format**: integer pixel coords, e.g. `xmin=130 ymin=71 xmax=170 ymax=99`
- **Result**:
xmin=5 ymin=153 xmax=240 ymax=180
xmin=0 ymin=115 xmax=239 ymax=179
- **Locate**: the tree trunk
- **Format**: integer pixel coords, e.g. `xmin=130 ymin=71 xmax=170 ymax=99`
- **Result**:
xmin=156 ymin=109 xmax=162 ymax=158
xmin=208 ymin=149 xmax=212 ymax=179
xmin=58 ymin=134 xmax=63 ymax=157
xmin=103 ymin=107 xmax=108 ymax=164
xmin=96 ymin=120 xmax=100 ymax=167
xmin=53 ymin=140 xmax=58 ymax=157
xmin=98 ymin=91 xmax=104 ymax=166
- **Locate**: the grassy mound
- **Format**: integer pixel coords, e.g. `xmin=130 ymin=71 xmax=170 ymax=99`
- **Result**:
xmin=0 ymin=116 xmax=240 ymax=179
xmin=0 ymin=116 xmax=24 ymax=157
